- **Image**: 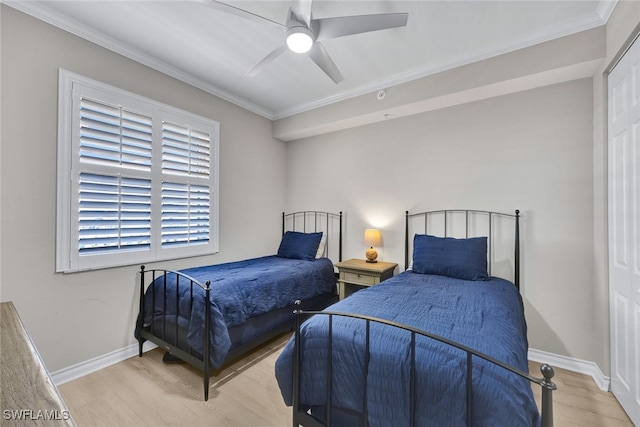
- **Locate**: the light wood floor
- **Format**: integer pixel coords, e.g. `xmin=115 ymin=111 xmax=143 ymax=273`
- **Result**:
xmin=59 ymin=334 xmax=633 ymax=427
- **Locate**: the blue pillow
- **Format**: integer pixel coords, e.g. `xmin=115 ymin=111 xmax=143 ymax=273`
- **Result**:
xmin=412 ymin=234 xmax=488 ymax=280
xmin=277 ymin=231 xmax=323 ymax=260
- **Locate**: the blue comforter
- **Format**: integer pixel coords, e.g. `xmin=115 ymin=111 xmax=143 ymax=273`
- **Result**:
xmin=275 ymin=271 xmax=540 ymax=427
xmin=138 ymin=256 xmax=336 ymax=369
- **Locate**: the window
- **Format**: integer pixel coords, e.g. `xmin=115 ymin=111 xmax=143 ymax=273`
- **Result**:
xmin=57 ymin=70 xmax=219 ymax=273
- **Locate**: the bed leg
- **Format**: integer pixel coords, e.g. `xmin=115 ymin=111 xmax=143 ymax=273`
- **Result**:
xmin=138 ymin=265 xmax=146 ymax=358
xmin=203 ymin=282 xmax=211 ymax=401
xmin=540 ymin=364 xmax=557 ymax=427
xmin=293 ymin=300 xmax=302 ymax=427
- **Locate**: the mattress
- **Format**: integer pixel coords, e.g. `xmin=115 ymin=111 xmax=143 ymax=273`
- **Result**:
xmin=136 ymin=255 xmax=336 ymax=368
xmin=275 ymin=271 xmax=540 ymax=427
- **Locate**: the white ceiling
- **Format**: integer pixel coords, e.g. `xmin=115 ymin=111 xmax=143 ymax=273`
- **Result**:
xmin=6 ymin=0 xmax=615 ymax=119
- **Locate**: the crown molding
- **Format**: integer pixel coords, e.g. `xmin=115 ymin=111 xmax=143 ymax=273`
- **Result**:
xmin=2 ymin=0 xmax=276 ymax=120
xmin=3 ymin=0 xmax=616 ymax=122
xmin=272 ymin=9 xmax=610 ymax=120
xmin=597 ymin=0 xmax=619 ymax=23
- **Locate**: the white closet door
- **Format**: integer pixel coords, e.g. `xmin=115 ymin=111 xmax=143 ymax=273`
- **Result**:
xmin=608 ymin=35 xmax=640 ymax=426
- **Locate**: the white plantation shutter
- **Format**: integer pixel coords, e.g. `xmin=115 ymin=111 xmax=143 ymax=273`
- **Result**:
xmin=77 ymin=98 xmax=154 ymax=256
xmin=161 ymin=182 xmax=210 ymax=247
xmin=161 ymin=123 xmax=210 ymax=177
xmin=79 ymin=98 xmax=153 ymax=171
xmin=78 ymin=173 xmax=152 ymax=254
xmin=161 ymin=122 xmax=212 ymax=248
xmin=57 ymin=71 xmax=219 ymax=272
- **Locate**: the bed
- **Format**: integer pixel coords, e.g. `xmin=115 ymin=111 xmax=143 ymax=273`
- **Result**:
xmin=135 ymin=210 xmax=342 ymax=401
xmin=275 ymin=209 xmax=557 ymax=427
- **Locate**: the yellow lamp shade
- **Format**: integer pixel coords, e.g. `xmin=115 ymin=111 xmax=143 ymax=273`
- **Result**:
xmin=364 ymin=229 xmax=382 ymax=263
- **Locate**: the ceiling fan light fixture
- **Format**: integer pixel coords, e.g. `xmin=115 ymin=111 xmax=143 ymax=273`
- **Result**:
xmin=286 ymin=25 xmax=313 ymax=53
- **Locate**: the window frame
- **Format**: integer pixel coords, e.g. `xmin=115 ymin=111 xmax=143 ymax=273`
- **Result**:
xmin=56 ymin=70 xmax=219 ymax=273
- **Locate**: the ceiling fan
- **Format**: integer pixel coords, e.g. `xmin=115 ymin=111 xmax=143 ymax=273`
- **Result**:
xmin=198 ymin=0 xmax=409 ymax=84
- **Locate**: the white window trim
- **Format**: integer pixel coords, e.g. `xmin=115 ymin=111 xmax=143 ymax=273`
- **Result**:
xmin=56 ymin=69 xmax=219 ymax=273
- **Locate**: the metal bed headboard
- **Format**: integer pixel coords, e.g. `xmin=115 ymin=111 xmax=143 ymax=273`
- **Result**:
xmin=283 ymin=211 xmax=343 ymax=262
xmin=405 ymin=209 xmax=520 ymax=289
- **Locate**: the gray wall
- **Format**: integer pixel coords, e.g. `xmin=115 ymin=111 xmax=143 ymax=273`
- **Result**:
xmin=283 ymin=1 xmax=640 ymax=376
xmin=2 ymin=0 xmax=639 ymax=380
xmin=0 ymin=5 xmax=287 ymax=372
xmin=285 ymin=78 xmax=597 ymax=363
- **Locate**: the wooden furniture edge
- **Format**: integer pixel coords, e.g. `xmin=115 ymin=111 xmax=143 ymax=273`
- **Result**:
xmin=1 ymin=301 xmax=76 ymax=426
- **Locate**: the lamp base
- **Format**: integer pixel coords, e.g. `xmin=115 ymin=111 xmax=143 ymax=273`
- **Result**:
xmin=365 ymin=247 xmax=378 ymax=263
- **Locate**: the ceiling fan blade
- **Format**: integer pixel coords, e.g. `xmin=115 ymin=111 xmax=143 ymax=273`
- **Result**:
xmin=246 ymin=43 xmax=288 ymax=77
xmin=290 ymin=0 xmax=313 ymax=27
xmin=314 ymin=13 xmax=408 ymax=41
xmin=195 ymin=0 xmax=285 ymax=29
xmin=308 ymin=42 xmax=344 ymax=84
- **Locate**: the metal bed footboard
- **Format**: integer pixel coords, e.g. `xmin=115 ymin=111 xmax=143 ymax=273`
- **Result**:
xmin=291 ymin=301 xmax=556 ymax=427
xmin=135 ymin=210 xmax=344 ymax=401
xmin=136 ymin=266 xmax=213 ymax=400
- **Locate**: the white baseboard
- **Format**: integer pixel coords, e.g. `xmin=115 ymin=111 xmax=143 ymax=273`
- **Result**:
xmin=51 ymin=341 xmax=157 ymax=386
xmin=52 ymin=342 xmax=610 ymax=393
xmin=528 ymin=348 xmax=610 ymax=392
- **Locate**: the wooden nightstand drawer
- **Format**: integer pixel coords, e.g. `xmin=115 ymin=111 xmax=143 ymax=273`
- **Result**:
xmin=335 ymin=259 xmax=398 ymax=300
xmin=342 ymin=271 xmax=377 ymax=285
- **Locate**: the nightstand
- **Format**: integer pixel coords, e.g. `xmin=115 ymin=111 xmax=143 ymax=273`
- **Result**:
xmin=335 ymin=259 xmax=398 ymax=300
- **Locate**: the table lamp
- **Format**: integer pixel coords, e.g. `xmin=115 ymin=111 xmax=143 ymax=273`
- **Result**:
xmin=364 ymin=228 xmax=382 ymax=263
